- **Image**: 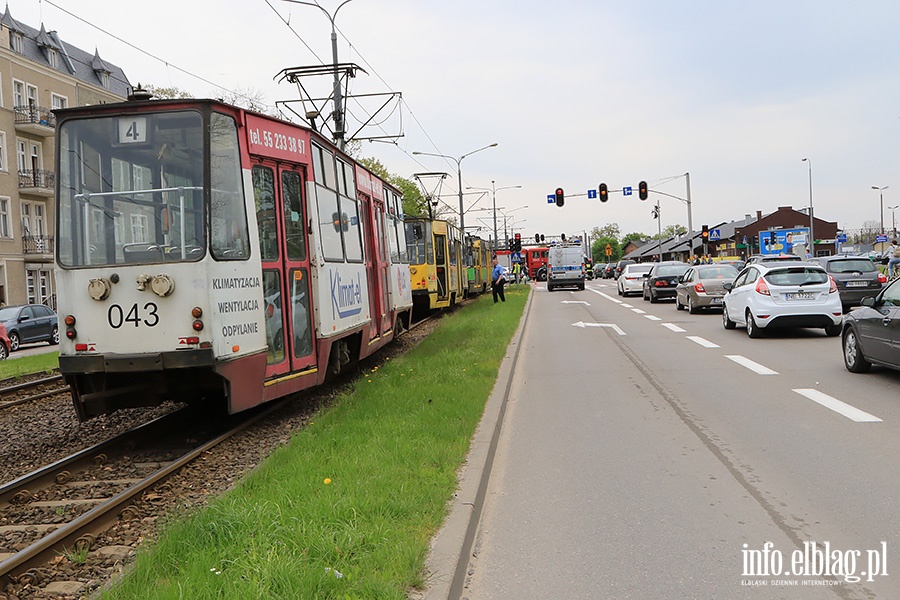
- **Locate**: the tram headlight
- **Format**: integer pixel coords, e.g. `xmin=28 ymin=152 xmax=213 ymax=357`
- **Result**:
xmin=87 ymin=278 xmax=112 ymax=301
xmin=64 ymin=315 xmax=76 ymax=326
xmin=150 ymin=274 xmax=176 ymax=297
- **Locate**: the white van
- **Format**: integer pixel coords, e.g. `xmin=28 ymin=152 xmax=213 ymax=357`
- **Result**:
xmin=547 ymin=245 xmax=585 ymax=291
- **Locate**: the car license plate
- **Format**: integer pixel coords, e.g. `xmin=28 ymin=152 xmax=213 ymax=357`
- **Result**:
xmin=845 ymin=281 xmax=868 ymax=287
xmin=786 ymin=292 xmax=814 ymax=300
xmin=712 ymin=297 xmax=722 ymax=304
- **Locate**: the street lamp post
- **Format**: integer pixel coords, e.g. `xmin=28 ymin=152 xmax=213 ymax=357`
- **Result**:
xmin=412 ymin=144 xmax=498 ymax=251
xmin=282 ymin=0 xmax=356 ymax=149
xmin=872 ymin=185 xmax=889 ymax=235
xmin=467 ymin=181 xmax=522 ymax=254
xmin=802 ymin=158 xmax=814 ymax=258
xmin=889 ymin=205 xmax=899 ymax=239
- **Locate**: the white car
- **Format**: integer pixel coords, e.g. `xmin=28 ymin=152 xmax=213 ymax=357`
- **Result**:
xmin=721 ymin=262 xmax=843 ymax=338
xmin=617 ymin=263 xmax=654 ymax=297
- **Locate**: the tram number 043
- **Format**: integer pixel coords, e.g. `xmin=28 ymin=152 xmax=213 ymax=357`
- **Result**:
xmin=107 ymin=303 xmax=160 ymax=328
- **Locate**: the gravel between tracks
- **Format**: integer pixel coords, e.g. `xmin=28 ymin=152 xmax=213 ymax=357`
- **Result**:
xmin=0 ymin=318 xmax=439 ymax=599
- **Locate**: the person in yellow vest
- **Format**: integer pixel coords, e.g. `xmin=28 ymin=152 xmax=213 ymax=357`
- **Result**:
xmin=512 ymin=262 xmax=521 ymax=285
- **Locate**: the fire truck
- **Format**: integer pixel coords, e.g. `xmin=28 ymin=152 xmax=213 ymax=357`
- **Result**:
xmin=524 ymin=246 xmax=549 ymax=280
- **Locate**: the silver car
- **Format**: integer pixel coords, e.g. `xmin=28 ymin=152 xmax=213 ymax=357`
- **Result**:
xmin=675 ymin=264 xmax=739 ymax=313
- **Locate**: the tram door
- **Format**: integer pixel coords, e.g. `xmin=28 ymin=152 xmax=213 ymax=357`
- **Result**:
xmin=435 ymin=233 xmax=449 ymax=301
xmin=253 ymin=163 xmax=316 ymax=379
xmin=360 ymin=193 xmax=390 ymax=340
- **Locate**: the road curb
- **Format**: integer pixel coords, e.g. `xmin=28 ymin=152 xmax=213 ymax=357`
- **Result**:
xmin=415 ymin=285 xmax=534 ymax=600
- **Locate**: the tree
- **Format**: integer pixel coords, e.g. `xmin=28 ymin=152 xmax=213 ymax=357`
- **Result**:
xmin=592 ymin=236 xmax=621 ymax=262
xmin=591 ymin=223 xmax=621 ymax=241
xmin=357 ymin=157 xmax=424 ymax=217
xmin=651 ymin=224 xmax=687 ymax=240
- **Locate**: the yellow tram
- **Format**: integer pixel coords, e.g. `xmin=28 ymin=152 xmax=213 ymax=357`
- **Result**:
xmin=405 ymin=218 xmax=465 ymax=310
xmin=466 ymin=236 xmax=491 ymax=296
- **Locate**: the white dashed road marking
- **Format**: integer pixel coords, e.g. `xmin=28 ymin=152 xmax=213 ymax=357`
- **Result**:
xmin=686 ymin=336 xmax=720 ymax=348
xmin=793 ymin=388 xmax=882 ymax=423
xmin=725 ymin=355 xmax=778 ymax=375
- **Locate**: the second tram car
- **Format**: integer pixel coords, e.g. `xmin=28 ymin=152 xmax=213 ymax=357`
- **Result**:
xmin=405 ymin=217 xmax=465 ymax=311
xmin=465 ymin=236 xmax=491 ymax=296
xmin=54 ymin=96 xmax=412 ymax=420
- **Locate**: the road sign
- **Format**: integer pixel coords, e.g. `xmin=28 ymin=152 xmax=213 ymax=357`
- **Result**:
xmin=709 ymin=229 xmax=721 ymax=241
xmin=547 ymin=194 xmax=555 ymax=204
xmin=587 ymin=189 xmax=597 ymax=199
xmin=837 ymin=234 xmax=847 ymax=243
xmin=877 ymin=235 xmax=888 ymax=243
xmin=623 ymin=186 xmax=633 ymax=196
xmin=511 ymin=252 xmax=522 ymax=261
xmin=605 ymin=244 xmax=613 ymax=256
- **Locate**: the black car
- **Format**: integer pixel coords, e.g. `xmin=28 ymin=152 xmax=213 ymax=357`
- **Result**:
xmin=0 ymin=304 xmax=59 ymax=351
xmin=641 ymin=261 xmax=691 ymax=303
xmin=843 ymin=278 xmax=900 ymax=373
xmin=812 ymin=255 xmax=886 ymax=311
xmin=614 ymin=259 xmax=636 ymax=279
xmin=603 ymin=263 xmax=616 ymax=279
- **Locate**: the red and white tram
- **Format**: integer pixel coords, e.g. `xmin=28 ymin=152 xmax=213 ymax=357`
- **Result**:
xmin=54 ymin=97 xmax=412 ymax=420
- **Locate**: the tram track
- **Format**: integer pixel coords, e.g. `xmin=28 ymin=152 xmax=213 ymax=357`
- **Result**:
xmin=0 ymin=398 xmax=289 ymax=588
xmin=0 ymin=374 xmax=69 ymax=411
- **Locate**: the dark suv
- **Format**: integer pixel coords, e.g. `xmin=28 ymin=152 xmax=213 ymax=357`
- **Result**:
xmin=615 ymin=259 xmax=636 ymax=279
xmin=0 ymin=304 xmax=59 ymax=351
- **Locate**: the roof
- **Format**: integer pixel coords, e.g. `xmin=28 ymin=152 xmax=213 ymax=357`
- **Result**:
xmin=0 ymin=6 xmax=130 ymax=97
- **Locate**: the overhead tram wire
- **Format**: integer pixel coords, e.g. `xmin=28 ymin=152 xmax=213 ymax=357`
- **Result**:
xmin=42 ymin=0 xmax=277 ymax=111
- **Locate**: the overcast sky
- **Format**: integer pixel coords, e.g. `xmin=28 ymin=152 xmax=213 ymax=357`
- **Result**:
xmin=15 ymin=0 xmax=900 ymax=243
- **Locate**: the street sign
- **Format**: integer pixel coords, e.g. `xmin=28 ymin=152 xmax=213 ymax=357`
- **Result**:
xmin=605 ymin=244 xmax=612 ymax=256
xmin=547 ymin=194 xmax=555 ymax=204
xmin=709 ymin=229 xmax=721 ymax=241
xmin=877 ymin=235 xmax=888 ymax=243
xmin=837 ymin=234 xmax=847 ymax=243
xmin=512 ymin=252 xmax=522 ymax=261
xmin=623 ymin=186 xmax=633 ymax=196
xmin=587 ymin=189 xmax=597 ymax=199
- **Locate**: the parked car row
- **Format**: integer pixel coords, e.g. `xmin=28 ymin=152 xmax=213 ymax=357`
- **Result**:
xmin=0 ymin=304 xmax=59 ymax=360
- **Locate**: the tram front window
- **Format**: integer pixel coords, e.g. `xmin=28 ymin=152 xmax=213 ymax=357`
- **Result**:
xmin=57 ymin=110 xmax=207 ymax=267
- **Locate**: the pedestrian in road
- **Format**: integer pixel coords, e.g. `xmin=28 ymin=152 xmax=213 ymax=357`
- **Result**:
xmin=491 ymin=258 xmax=506 ymax=303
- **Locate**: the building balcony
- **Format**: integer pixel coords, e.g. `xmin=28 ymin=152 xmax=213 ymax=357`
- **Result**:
xmin=14 ymin=105 xmax=55 ymax=136
xmin=19 ymin=170 xmax=55 ymax=197
xmin=23 ymin=235 xmax=54 ymax=260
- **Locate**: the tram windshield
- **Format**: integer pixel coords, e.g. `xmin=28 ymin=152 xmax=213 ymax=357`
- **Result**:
xmin=56 ymin=109 xmax=247 ymax=267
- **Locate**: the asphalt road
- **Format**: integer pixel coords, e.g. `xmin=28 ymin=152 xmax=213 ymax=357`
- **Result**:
xmin=7 ymin=342 xmax=58 ymax=360
xmin=461 ymin=279 xmax=899 ymax=600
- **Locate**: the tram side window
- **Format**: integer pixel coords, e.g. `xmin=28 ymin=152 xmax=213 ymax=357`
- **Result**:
xmin=252 ymin=165 xmax=278 ymax=261
xmin=290 ymin=268 xmax=313 ymax=357
xmin=210 ymin=113 xmax=249 ymax=261
xmin=262 ymin=270 xmax=285 ymax=365
xmin=282 ymin=170 xmax=307 ymax=261
xmin=344 ymin=197 xmax=363 ymax=262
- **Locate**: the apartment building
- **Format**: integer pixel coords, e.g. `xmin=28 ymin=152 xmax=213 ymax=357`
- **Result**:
xmin=0 ymin=7 xmax=130 ymax=308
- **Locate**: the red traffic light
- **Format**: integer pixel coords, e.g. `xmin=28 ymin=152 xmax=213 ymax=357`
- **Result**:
xmin=555 ymin=188 xmax=564 ymax=207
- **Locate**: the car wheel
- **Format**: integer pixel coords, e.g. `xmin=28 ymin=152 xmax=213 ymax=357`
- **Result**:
xmin=675 ymin=294 xmax=685 ymax=310
xmin=0 ymin=342 xmax=7 ymax=360
xmin=649 ymin=290 xmax=658 ymax=303
xmin=50 ymin=326 xmax=59 ymax=345
xmin=824 ymin=323 xmax=842 ymax=337
xmin=842 ymin=328 xmax=871 ymax=373
xmin=8 ymin=332 xmax=19 ymax=352
xmin=617 ymin=285 xmax=623 ymax=296
xmin=688 ymin=297 xmax=698 ymax=314
xmin=746 ymin=311 xmax=763 ymax=338
xmin=722 ymin=305 xmax=736 ymax=329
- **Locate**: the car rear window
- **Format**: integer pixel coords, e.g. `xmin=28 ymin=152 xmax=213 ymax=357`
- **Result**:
xmin=656 ymin=265 xmax=689 ymax=276
xmin=697 ymin=266 xmax=738 ymax=279
xmin=764 ymin=267 xmax=828 ymax=286
xmin=627 ymin=265 xmax=653 ymax=275
xmin=826 ymin=259 xmax=876 ymax=273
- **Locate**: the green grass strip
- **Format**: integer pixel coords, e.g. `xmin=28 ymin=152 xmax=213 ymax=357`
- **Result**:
xmin=0 ymin=352 xmax=58 ymax=380
xmin=102 ymin=285 xmax=528 ymax=600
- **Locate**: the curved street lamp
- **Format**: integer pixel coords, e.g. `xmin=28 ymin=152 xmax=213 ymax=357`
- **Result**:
xmin=802 ymin=158 xmax=814 ymax=257
xmin=872 ymin=185 xmax=889 ymax=235
xmin=412 ymin=143 xmax=498 ymax=244
xmin=467 ymin=181 xmax=522 ymax=254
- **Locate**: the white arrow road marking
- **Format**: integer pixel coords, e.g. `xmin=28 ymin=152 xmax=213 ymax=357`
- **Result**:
xmin=686 ymin=335 xmax=719 ymax=348
xmin=561 ymin=300 xmax=591 ymax=305
xmin=662 ymin=323 xmax=686 ymax=332
xmin=725 ymin=355 xmax=778 ymax=375
xmin=571 ymin=322 xmax=626 ymax=335
xmin=793 ymin=389 xmax=882 ymax=423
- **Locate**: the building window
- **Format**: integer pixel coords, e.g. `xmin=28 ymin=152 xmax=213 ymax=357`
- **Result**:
xmin=0 ymin=198 xmax=9 ymax=238
xmin=130 ymin=214 xmax=148 ymax=243
xmin=47 ymin=49 xmax=58 ymax=69
xmin=10 ymin=32 xmax=23 ymax=54
xmin=101 ymin=72 xmax=110 ymax=89
xmin=51 ymin=94 xmax=67 ymax=111
xmin=13 ymin=81 xmax=24 ymax=110
xmin=16 ymin=140 xmax=26 ymax=173
xmin=0 ymin=132 xmax=7 ymax=172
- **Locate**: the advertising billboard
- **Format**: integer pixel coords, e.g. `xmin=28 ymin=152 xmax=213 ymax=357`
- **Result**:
xmin=758 ymin=228 xmax=809 ymax=256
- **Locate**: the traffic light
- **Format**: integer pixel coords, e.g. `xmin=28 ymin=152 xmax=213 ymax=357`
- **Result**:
xmin=599 ymin=183 xmax=609 ymax=202
xmin=514 ymin=233 xmax=522 ymax=252
xmin=638 ymin=181 xmax=648 ymax=201
xmin=535 ymin=233 xmax=541 ymax=244
xmin=555 ymin=187 xmax=564 ymax=207
xmin=507 ymin=238 xmax=513 ymax=250
xmin=701 ymin=224 xmax=709 ymax=240
xmin=561 ymin=232 xmax=566 ymax=242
